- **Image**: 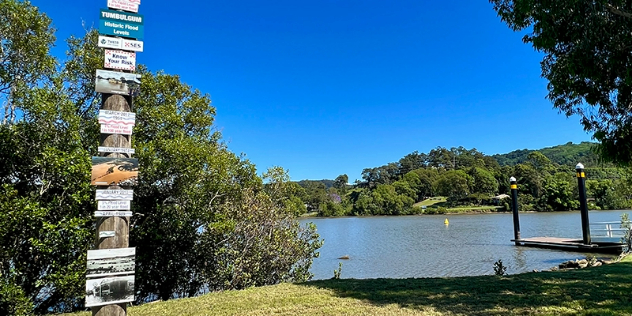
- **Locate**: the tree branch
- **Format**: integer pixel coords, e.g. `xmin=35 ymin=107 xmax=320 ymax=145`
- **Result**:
xmin=605 ymin=3 xmax=632 ymax=19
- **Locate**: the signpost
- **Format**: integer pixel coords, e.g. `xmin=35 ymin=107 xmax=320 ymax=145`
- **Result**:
xmin=98 ymin=36 xmax=144 ymax=52
xmin=92 ymin=1 xmax=143 ymax=315
xmin=104 ymin=50 xmax=136 ymax=71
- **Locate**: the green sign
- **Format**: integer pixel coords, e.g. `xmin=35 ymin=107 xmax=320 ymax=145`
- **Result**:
xmin=100 ymin=9 xmax=143 ymax=25
xmin=99 ymin=8 xmax=144 ymax=39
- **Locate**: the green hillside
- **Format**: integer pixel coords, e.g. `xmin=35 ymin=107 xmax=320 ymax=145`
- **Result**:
xmin=492 ymin=141 xmax=610 ymax=167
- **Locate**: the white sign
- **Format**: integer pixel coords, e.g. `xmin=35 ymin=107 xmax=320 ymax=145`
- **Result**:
xmin=98 ymin=200 xmax=131 ymax=210
xmin=105 ymin=50 xmax=136 ymax=71
xmin=98 ymin=146 xmax=135 ymax=155
xmin=99 ymin=110 xmax=136 ymax=126
xmin=85 ymin=275 xmax=134 ymax=307
xmin=96 ymin=189 xmax=134 ymax=200
xmin=107 ymin=0 xmax=140 ymax=13
xmin=98 ymin=36 xmax=144 ymax=52
xmin=95 ymin=211 xmax=133 ymax=217
xmin=99 ymin=231 xmax=116 ymax=238
xmin=101 ymin=124 xmax=133 ymax=135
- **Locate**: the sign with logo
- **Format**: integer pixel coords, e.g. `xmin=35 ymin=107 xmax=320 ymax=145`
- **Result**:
xmin=98 ymin=36 xmax=144 ymax=52
xmin=96 ymin=189 xmax=134 ymax=200
xmin=95 ymin=69 xmax=141 ymax=96
xmin=107 ymin=0 xmax=140 ymax=13
xmin=104 ymin=49 xmax=136 ymax=71
xmin=95 ymin=211 xmax=133 ymax=217
xmin=98 ymin=146 xmax=135 ymax=155
xmin=98 ymin=200 xmax=131 ymax=211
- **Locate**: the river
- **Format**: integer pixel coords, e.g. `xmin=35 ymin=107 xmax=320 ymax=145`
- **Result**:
xmin=300 ymin=210 xmax=630 ymax=280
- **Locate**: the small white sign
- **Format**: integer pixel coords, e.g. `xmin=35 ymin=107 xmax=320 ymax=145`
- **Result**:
xmin=101 ymin=124 xmax=133 ymax=135
xmin=99 ymin=110 xmax=136 ymax=126
xmin=98 ymin=147 xmax=135 ymax=155
xmin=99 ymin=231 xmax=116 ymax=238
xmin=104 ymin=50 xmax=136 ymax=71
xmin=107 ymin=0 xmax=140 ymax=13
xmin=98 ymin=200 xmax=131 ymax=210
xmin=96 ymin=189 xmax=134 ymax=200
xmin=98 ymin=36 xmax=144 ymax=52
xmin=95 ymin=211 xmax=133 ymax=217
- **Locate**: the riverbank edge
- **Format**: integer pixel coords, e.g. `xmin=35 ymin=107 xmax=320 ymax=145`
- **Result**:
xmin=63 ymin=254 xmax=632 ymax=316
xmin=300 ymin=208 xmax=632 ymax=218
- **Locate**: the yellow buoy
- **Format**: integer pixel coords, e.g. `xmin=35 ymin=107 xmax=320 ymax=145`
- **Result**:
xmin=444 ymin=218 xmax=449 ymax=225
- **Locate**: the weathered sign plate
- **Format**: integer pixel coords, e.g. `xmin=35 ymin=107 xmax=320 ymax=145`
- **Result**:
xmin=98 ymin=146 xmax=135 ymax=155
xmin=91 ymin=157 xmax=138 ymax=186
xmin=98 ymin=36 xmax=144 ymax=52
xmin=95 ymin=69 xmax=141 ymax=96
xmin=85 ymin=275 xmax=135 ymax=307
xmin=96 ymin=189 xmax=134 ymax=200
xmin=104 ymin=50 xmax=136 ymax=71
xmin=107 ymin=0 xmax=140 ymax=13
xmin=98 ymin=200 xmax=131 ymax=211
xmin=87 ymin=248 xmax=136 ymax=278
xmin=99 ymin=110 xmax=136 ymax=126
xmin=94 ymin=211 xmax=133 ymax=217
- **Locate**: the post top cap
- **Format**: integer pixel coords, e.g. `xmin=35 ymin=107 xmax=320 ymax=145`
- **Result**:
xmin=510 ymin=176 xmax=516 ymax=182
xmin=576 ymin=163 xmax=585 ymax=170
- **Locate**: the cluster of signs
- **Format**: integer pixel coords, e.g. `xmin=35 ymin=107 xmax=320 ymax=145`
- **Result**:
xmin=87 ymin=0 xmax=143 ymax=308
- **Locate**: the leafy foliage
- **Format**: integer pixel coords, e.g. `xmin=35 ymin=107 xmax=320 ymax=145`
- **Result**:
xmin=490 ymin=1 xmax=632 ymax=165
xmin=0 ymin=4 xmax=322 ymax=314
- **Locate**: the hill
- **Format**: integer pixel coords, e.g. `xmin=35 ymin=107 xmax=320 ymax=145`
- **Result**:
xmin=492 ymin=141 xmax=610 ymax=167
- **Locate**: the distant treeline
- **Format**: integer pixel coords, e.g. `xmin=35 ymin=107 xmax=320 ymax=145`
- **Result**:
xmin=293 ymin=142 xmax=632 ymax=216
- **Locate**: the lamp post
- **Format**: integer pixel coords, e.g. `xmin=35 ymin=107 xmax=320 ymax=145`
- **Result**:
xmin=510 ymin=176 xmax=520 ymax=245
xmin=576 ymin=163 xmax=591 ymax=245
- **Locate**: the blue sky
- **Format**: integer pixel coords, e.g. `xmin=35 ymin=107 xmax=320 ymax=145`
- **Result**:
xmin=31 ymin=0 xmax=592 ymax=181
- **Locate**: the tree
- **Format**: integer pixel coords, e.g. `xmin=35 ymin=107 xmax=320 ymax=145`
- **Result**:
xmin=333 ymin=174 xmax=348 ymax=193
xmin=433 ymin=170 xmax=471 ymax=200
xmin=467 ymin=167 xmax=498 ymax=195
xmin=491 ymin=0 xmax=632 ymax=164
xmin=1 ymin=19 xmax=323 ymax=315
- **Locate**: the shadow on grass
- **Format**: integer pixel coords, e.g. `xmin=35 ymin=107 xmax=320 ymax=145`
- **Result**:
xmin=301 ymin=261 xmax=632 ymax=315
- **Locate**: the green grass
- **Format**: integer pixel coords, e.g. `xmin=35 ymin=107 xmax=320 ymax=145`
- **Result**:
xmin=66 ymin=256 xmax=632 ymax=315
xmin=413 ymin=197 xmax=447 ymax=208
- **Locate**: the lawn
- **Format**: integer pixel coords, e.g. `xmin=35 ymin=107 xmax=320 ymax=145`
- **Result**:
xmin=65 ymin=255 xmax=632 ymax=315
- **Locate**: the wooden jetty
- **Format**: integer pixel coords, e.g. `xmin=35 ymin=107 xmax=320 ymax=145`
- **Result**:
xmin=509 ymin=165 xmax=625 ymax=255
xmin=512 ymin=237 xmax=623 ymax=254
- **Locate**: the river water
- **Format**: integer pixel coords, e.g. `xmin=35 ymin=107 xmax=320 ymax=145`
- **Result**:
xmin=300 ymin=210 xmax=630 ymax=280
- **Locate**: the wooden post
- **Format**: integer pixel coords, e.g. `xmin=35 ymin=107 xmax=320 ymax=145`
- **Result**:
xmin=576 ymin=163 xmax=591 ymax=245
xmin=92 ymin=94 xmax=132 ymax=316
xmin=510 ymin=176 xmax=521 ymax=245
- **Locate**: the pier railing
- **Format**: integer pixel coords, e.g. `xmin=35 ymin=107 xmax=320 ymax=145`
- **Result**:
xmin=590 ymin=221 xmax=626 ymax=239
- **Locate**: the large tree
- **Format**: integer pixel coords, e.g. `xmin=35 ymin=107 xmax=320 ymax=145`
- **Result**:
xmin=490 ymin=0 xmax=632 ymax=164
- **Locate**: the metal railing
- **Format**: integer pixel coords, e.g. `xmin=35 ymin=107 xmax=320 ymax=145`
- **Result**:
xmin=590 ymin=221 xmax=627 ymax=238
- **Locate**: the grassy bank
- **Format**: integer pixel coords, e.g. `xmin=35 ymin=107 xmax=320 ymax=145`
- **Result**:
xmin=66 ymin=255 xmax=632 ymax=315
